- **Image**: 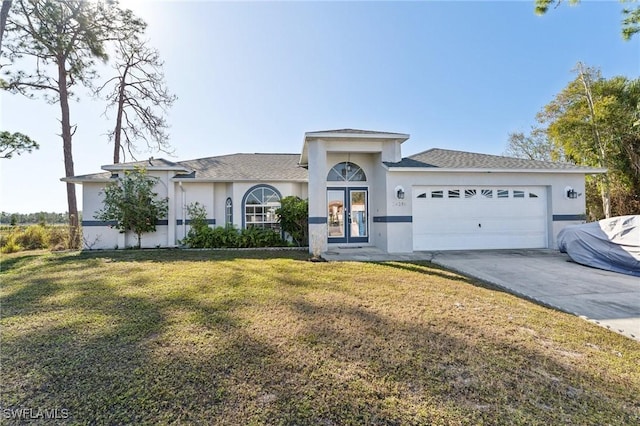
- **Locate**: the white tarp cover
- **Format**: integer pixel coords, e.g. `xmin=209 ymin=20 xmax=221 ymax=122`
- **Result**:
xmin=557 ymin=215 xmax=640 ymax=277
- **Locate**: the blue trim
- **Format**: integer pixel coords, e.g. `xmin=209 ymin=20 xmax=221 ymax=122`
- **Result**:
xmin=373 ymin=216 xmax=413 ymax=223
xmin=82 ymin=220 xmax=117 ymax=227
xmin=553 ymin=214 xmax=586 ymax=221
xmin=177 ymin=219 xmax=216 ymax=225
xmin=156 ymin=220 xmax=168 ymax=226
xmin=309 ymin=217 xmax=327 ymax=224
xmin=241 ymin=184 xmax=282 ymax=230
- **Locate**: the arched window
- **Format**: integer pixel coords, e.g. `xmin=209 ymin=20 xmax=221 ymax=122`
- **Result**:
xmin=225 ymin=198 xmax=233 ymax=225
xmin=243 ymin=185 xmax=281 ymax=230
xmin=327 ymin=162 xmax=366 ymax=182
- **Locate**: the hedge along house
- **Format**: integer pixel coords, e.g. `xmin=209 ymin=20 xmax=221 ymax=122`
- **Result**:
xmin=64 ymin=129 xmax=604 ymax=253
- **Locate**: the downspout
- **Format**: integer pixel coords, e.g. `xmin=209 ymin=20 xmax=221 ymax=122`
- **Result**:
xmin=179 ymin=182 xmax=186 ymax=240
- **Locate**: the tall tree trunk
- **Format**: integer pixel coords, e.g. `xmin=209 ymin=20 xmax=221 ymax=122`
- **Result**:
xmin=600 ymin=175 xmax=612 ymax=219
xmin=577 ymin=62 xmax=611 ymax=218
xmin=113 ymin=82 xmax=125 ymax=163
xmin=113 ymin=64 xmax=130 ymax=164
xmin=58 ymin=59 xmax=80 ymax=247
xmin=0 ymin=0 xmax=11 ymax=54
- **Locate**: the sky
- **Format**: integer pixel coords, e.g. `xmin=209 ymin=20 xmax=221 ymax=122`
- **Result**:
xmin=1 ymin=0 xmax=638 ymax=213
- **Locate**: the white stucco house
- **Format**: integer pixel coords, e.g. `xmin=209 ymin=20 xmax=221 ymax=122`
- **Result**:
xmin=64 ymin=129 xmax=603 ymax=254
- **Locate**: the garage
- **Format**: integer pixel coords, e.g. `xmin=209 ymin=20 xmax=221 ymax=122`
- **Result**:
xmin=412 ymin=186 xmax=548 ymax=251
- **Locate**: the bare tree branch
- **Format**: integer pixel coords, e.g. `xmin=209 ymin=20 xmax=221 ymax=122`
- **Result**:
xmin=97 ymin=34 xmax=176 ymax=163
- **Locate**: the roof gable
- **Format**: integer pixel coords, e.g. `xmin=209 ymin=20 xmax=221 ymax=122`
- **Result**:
xmin=301 ymin=129 xmax=409 ymax=165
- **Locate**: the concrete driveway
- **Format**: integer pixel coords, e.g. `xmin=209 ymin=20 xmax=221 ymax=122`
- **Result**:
xmin=323 ymin=247 xmax=640 ymax=341
xmin=430 ymin=249 xmax=640 ymax=342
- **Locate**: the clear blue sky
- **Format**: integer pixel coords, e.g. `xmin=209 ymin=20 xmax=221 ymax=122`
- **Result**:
xmin=1 ymin=0 xmax=638 ymax=213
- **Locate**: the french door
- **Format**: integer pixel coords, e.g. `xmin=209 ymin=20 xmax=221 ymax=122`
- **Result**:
xmin=327 ymin=187 xmax=368 ymax=244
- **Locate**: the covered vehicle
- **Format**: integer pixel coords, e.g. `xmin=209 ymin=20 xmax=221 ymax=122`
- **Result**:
xmin=557 ymin=215 xmax=640 ymax=277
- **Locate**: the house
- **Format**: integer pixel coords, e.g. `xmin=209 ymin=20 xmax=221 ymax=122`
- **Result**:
xmin=63 ymin=129 xmax=604 ymax=253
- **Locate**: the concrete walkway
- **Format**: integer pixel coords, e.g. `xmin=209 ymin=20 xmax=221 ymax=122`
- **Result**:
xmin=322 ymin=248 xmax=640 ymax=341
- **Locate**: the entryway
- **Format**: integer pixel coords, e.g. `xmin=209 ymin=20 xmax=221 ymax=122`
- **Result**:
xmin=327 ymin=187 xmax=368 ymax=244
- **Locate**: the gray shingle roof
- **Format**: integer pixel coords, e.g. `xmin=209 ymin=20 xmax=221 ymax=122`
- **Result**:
xmin=64 ymin=153 xmax=307 ymax=183
xmin=177 ymin=153 xmax=307 ymax=181
xmin=386 ymin=148 xmax=601 ymax=171
xmin=102 ymin=158 xmax=186 ymax=171
xmin=62 ymin=171 xmax=113 ymax=183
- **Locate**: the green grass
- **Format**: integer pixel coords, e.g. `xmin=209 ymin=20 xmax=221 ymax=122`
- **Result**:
xmin=1 ymin=249 xmax=639 ymax=425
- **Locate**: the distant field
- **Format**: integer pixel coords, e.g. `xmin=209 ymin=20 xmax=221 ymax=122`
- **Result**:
xmin=1 ymin=249 xmax=639 ymax=425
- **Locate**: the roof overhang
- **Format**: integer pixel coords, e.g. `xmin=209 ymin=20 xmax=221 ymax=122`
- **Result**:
xmin=60 ymin=176 xmax=113 ymax=184
xmin=300 ymin=129 xmax=410 ymax=166
xmin=102 ymin=164 xmax=192 ymax=173
xmin=171 ymin=178 xmax=308 ymax=183
xmin=384 ymin=166 xmax=607 ymax=174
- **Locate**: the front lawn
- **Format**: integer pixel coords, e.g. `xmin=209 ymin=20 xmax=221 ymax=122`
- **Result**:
xmin=1 ymin=250 xmax=638 ymax=425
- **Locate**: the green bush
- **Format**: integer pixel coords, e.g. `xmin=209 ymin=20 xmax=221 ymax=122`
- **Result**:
xmin=181 ymin=202 xmax=287 ymax=249
xmin=276 ymin=196 xmax=308 ymax=246
xmin=182 ymin=202 xmax=214 ymax=248
xmin=238 ymin=226 xmax=286 ymax=248
xmin=209 ymin=225 xmax=240 ymax=248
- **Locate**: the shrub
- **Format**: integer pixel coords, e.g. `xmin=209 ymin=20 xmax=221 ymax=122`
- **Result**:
xmin=182 ymin=202 xmax=214 ymax=248
xmin=1 ymin=234 xmax=21 ymax=253
xmin=276 ymin=196 xmax=308 ymax=246
xmin=49 ymin=226 xmax=72 ymax=251
xmin=181 ymin=202 xmax=286 ymax=249
xmin=209 ymin=225 xmax=239 ymax=248
xmin=0 ymin=225 xmax=76 ymax=253
xmin=14 ymin=225 xmax=49 ymax=250
xmin=238 ymin=227 xmax=286 ymax=248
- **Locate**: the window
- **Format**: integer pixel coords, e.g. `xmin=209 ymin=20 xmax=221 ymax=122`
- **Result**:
xmin=225 ymin=198 xmax=233 ymax=225
xmin=514 ymin=190 xmax=525 ymax=198
xmin=465 ymin=189 xmax=477 ymax=198
xmin=327 ymin=162 xmax=366 ymax=182
xmin=497 ymin=189 xmax=509 ymax=198
xmin=448 ymin=189 xmax=460 ymax=198
xmin=529 ymin=192 xmax=539 ymax=198
xmin=481 ymin=189 xmax=493 ymax=198
xmin=243 ymin=185 xmax=281 ymax=230
xmin=417 ymin=193 xmax=427 ymax=198
xmin=431 ymin=190 xmax=444 ymax=198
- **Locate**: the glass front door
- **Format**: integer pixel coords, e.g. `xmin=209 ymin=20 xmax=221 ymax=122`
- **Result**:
xmin=327 ymin=188 xmax=368 ymax=243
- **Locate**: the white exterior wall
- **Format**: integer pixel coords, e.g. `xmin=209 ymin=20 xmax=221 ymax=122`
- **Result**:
xmin=174 ymin=182 xmax=215 ymax=242
xmin=134 ymin=170 xmax=170 ymax=248
xmin=370 ymin=155 xmax=389 ymax=252
xmin=307 ymin=140 xmax=329 ymax=256
xmin=213 ymin=183 xmax=230 ymax=227
xmin=82 ymin=182 xmax=120 ymax=249
xmin=81 ymin=171 xmax=172 ymax=249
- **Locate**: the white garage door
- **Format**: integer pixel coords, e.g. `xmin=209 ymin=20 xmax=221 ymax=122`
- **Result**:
xmin=412 ymin=186 xmax=548 ymax=251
